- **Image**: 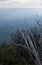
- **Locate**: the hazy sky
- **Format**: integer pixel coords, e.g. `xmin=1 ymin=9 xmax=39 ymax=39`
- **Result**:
xmin=0 ymin=8 xmax=42 ymax=19
xmin=0 ymin=0 xmax=42 ymax=8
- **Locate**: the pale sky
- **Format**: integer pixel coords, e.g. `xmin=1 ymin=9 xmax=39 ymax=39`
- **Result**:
xmin=0 ymin=0 xmax=42 ymax=8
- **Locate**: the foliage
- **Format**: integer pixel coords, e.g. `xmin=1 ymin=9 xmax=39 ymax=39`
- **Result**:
xmin=0 ymin=44 xmax=35 ymax=65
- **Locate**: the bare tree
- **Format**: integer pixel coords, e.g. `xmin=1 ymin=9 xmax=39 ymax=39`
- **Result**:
xmin=35 ymin=14 xmax=42 ymax=64
xmin=10 ymin=28 xmax=41 ymax=65
xmin=35 ymin=14 xmax=42 ymax=45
